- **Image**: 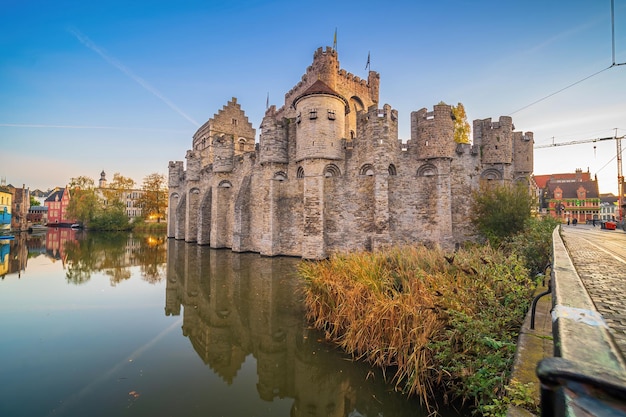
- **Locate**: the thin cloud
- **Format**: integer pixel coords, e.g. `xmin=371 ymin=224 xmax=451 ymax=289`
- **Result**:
xmin=0 ymin=123 xmax=190 ymax=133
xmin=67 ymin=27 xmax=200 ymax=128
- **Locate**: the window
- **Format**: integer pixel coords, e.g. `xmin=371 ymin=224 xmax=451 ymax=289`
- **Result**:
xmin=327 ymin=110 xmax=336 ymax=120
xmin=359 ymin=164 xmax=375 ymax=176
xmin=324 ymin=164 xmax=341 ymax=178
xmin=296 ymin=113 xmax=301 ymax=124
xmin=231 ymin=118 xmax=238 ymax=126
xmin=309 ymin=109 xmax=317 ymax=119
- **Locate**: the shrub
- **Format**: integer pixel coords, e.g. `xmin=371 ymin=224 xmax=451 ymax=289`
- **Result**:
xmin=299 ymin=245 xmax=534 ymax=414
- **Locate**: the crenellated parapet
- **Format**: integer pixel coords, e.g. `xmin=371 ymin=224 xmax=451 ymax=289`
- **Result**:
xmin=168 ymin=161 xmax=184 ymax=188
xmin=356 ymin=104 xmax=399 ymax=149
xmin=259 ymin=105 xmax=289 ymax=165
xmin=474 ymin=116 xmax=514 ymax=165
xmin=409 ymin=104 xmax=455 ymax=160
xmin=212 ymin=135 xmax=235 ymax=173
xmin=185 ymin=150 xmax=202 ymax=181
xmin=280 ymin=47 xmax=379 ymax=123
xmin=513 ymin=130 xmax=534 ymax=174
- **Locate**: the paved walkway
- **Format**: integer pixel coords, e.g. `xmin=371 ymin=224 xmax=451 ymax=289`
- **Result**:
xmin=560 ymin=224 xmax=626 ymax=358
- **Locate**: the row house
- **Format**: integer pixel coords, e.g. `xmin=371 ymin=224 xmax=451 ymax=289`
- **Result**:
xmin=0 ymin=185 xmax=11 ymax=233
xmin=45 ymin=186 xmax=76 ymax=226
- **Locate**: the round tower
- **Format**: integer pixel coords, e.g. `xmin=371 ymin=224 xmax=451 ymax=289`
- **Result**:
xmin=411 ymin=104 xmax=456 ymax=160
xmin=293 ymin=80 xmax=348 ymax=163
xmin=478 ymin=116 xmax=514 ymax=165
xmin=259 ymin=105 xmax=289 ymax=165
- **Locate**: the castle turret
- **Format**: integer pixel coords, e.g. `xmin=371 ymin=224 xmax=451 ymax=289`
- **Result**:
xmin=410 ymin=104 xmax=456 ymax=160
xmin=513 ymin=131 xmax=534 ymax=174
xmin=293 ymin=80 xmax=348 ymax=163
xmin=259 ymin=105 xmax=289 ymax=165
xmin=212 ymin=135 xmax=235 ymax=173
xmin=168 ymin=161 xmax=184 ymax=188
xmin=474 ymin=116 xmax=514 ymax=165
xmin=307 ymin=47 xmax=339 ymax=89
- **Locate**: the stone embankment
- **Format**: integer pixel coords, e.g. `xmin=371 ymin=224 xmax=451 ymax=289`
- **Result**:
xmin=509 ymin=224 xmax=626 ymax=416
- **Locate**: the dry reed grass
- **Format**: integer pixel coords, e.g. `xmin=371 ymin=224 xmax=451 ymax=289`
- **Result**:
xmin=299 ymin=244 xmax=534 ymax=412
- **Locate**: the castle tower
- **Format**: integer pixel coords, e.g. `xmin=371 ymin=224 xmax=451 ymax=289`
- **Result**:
xmin=259 ymin=105 xmax=289 ymax=165
xmin=513 ymin=131 xmax=534 ymax=175
xmin=474 ymin=116 xmax=514 ymax=165
xmin=306 ymin=47 xmax=339 ymax=89
xmin=410 ymin=104 xmax=456 ymax=160
xmin=212 ymin=135 xmax=235 ymax=173
xmin=293 ymin=80 xmax=348 ymax=163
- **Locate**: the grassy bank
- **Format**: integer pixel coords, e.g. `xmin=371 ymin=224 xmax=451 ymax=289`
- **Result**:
xmin=299 ymin=244 xmax=538 ymax=415
xmin=131 ymin=220 xmax=167 ymax=233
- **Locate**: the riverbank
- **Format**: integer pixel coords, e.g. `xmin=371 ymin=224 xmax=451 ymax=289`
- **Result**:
xmin=299 ymin=244 xmax=538 ymax=415
xmin=507 ymin=282 xmax=553 ymax=416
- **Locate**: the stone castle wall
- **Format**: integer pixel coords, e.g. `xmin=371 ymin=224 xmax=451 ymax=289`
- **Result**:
xmin=168 ymin=47 xmax=534 ymax=259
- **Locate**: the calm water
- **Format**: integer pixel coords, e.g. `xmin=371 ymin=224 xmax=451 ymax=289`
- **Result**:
xmin=0 ymin=230 xmax=462 ymax=417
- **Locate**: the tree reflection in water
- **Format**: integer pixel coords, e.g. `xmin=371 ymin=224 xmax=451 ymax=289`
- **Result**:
xmin=63 ymin=231 xmax=167 ymax=285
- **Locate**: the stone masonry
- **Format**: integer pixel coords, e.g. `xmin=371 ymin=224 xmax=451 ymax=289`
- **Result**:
xmin=168 ymin=46 xmax=534 ymax=259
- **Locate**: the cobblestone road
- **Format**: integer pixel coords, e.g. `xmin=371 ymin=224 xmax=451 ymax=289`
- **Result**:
xmin=560 ymin=224 xmax=626 ymax=357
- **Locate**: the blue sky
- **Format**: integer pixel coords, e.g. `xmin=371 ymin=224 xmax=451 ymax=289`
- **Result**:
xmin=1 ymin=0 xmax=625 ymax=193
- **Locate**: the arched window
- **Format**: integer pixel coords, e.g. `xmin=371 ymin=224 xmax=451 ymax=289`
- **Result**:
xmin=273 ymin=171 xmax=287 ymax=181
xmin=296 ymin=166 xmax=305 ymax=179
xmin=324 ymin=164 xmax=341 ymax=178
xmin=480 ymin=168 xmax=502 ymax=181
xmin=417 ymin=164 xmax=437 ymax=177
xmin=218 ymin=180 xmax=232 ymax=188
xmin=388 ymin=164 xmax=397 ymax=176
xmin=238 ymin=138 xmax=246 ymax=152
xmin=359 ymin=164 xmax=375 ymax=176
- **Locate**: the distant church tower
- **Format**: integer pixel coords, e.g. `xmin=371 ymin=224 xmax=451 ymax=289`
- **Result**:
xmin=99 ymin=170 xmax=107 ymax=188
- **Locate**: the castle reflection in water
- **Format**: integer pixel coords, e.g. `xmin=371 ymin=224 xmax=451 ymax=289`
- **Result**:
xmin=165 ymin=239 xmax=436 ymax=417
xmin=1 ymin=231 xmax=456 ymax=416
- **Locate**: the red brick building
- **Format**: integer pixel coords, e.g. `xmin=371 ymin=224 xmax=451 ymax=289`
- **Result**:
xmin=535 ymin=169 xmax=600 ymax=223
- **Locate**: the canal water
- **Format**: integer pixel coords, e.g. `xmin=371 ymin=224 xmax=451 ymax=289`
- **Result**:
xmin=0 ymin=230 xmax=463 ymax=417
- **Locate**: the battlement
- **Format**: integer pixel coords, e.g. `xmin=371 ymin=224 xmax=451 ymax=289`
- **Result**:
xmin=410 ymin=104 xmax=455 ymax=160
xmin=313 ymin=46 xmax=337 ymax=59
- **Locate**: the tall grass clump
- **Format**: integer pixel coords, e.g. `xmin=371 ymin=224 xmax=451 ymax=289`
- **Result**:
xmin=299 ymin=245 xmax=535 ymax=414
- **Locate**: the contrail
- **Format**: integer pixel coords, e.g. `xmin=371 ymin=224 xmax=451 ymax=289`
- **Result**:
xmin=67 ymin=27 xmax=200 ymax=128
xmin=0 ymin=123 xmax=190 ymax=133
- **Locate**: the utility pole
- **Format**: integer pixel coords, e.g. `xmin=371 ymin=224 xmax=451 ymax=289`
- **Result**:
xmin=616 ymin=129 xmax=624 ymax=225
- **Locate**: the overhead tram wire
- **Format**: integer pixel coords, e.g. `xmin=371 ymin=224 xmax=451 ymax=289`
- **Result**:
xmin=508 ymin=66 xmax=613 ymax=116
xmin=510 ymin=0 xmax=625 ymax=117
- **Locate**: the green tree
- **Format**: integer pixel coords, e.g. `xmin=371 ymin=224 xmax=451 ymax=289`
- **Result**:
xmin=138 ymin=173 xmax=168 ymax=222
xmin=67 ymin=176 xmax=99 ymax=226
xmin=471 ymin=182 xmax=534 ymax=246
xmin=66 ymin=175 xmax=130 ymax=230
xmin=101 ymin=173 xmax=135 ymax=205
xmin=29 ymin=196 xmax=40 ymax=206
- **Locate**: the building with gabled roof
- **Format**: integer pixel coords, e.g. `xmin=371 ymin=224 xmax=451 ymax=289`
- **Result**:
xmin=538 ymin=168 xmax=600 ymax=223
xmin=44 ymin=186 xmax=76 ymax=226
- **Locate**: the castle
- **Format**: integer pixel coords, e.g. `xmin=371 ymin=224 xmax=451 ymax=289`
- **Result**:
xmin=168 ymin=46 xmax=534 ymax=259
